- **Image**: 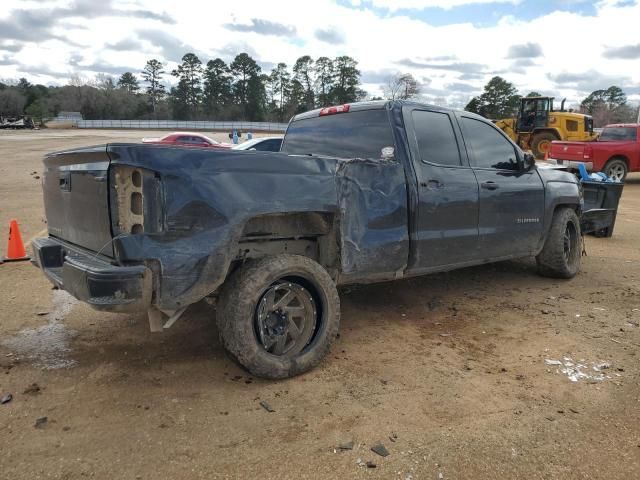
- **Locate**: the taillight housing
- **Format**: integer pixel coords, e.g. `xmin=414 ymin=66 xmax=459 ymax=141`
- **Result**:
xmin=583 ymin=144 xmax=593 ymax=160
xmin=319 ymin=104 xmax=350 ymax=116
xmin=110 ymin=165 xmax=163 ymax=235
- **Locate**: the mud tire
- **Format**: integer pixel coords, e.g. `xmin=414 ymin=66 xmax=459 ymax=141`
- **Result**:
xmin=536 ymin=207 xmax=581 ymax=279
xmin=216 ymin=255 xmax=340 ymax=379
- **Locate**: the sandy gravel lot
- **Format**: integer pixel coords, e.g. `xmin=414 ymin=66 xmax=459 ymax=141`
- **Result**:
xmin=1 ymin=129 xmax=639 ymax=479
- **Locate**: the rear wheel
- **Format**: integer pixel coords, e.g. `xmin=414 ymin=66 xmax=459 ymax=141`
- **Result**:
xmin=603 ymin=158 xmax=627 ymax=182
xmin=216 ymin=255 xmax=340 ymax=379
xmin=531 ymin=132 xmax=558 ymax=159
xmin=536 ymin=207 xmax=581 ymax=279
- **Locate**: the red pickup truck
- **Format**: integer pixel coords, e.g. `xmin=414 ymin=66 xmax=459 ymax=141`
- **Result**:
xmin=547 ymin=123 xmax=640 ymax=181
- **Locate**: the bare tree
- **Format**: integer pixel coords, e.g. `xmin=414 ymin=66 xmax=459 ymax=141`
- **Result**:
xmin=68 ymin=74 xmax=89 ymax=87
xmin=384 ymin=73 xmax=420 ymax=100
xmin=0 ymin=89 xmax=26 ymax=116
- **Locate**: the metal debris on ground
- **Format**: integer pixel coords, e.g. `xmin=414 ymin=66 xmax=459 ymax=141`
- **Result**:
xmin=366 ymin=461 xmax=377 ymax=468
xmin=338 ymin=441 xmax=354 ymax=450
xmin=35 ymin=416 xmax=48 ymax=428
xmin=371 ymin=443 xmax=390 ymax=457
xmin=259 ymin=400 xmax=275 ymax=412
xmin=1 ymin=393 xmax=12 ymax=404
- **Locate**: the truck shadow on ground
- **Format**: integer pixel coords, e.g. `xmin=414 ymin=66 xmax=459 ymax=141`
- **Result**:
xmin=65 ymin=257 xmax=561 ymax=380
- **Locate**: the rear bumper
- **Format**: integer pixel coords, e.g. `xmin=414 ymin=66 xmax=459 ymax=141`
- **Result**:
xmin=31 ymin=237 xmax=152 ymax=312
xmin=546 ymin=158 xmax=593 ymax=170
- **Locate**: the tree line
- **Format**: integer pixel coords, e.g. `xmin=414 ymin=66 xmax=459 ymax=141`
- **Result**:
xmin=2 ymin=59 xmax=637 ymax=127
xmin=464 ymin=76 xmax=638 ymax=127
xmin=0 ymin=52 xmax=366 ymax=122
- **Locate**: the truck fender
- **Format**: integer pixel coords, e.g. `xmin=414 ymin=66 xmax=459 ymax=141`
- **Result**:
xmin=537 ymin=180 xmax=582 ymax=253
xmin=532 ymin=128 xmax=561 ymax=139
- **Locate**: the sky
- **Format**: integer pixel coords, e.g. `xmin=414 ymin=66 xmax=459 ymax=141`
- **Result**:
xmin=1 ymin=0 xmax=639 ymax=108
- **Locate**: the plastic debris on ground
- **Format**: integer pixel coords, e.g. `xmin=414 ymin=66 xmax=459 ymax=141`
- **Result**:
xmin=544 ymin=356 xmax=617 ymax=382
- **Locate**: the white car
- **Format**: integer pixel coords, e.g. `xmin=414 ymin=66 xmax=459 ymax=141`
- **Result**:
xmin=231 ymin=136 xmax=283 ymax=152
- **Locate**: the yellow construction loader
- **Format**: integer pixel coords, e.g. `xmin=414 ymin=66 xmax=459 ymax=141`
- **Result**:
xmin=495 ymin=96 xmax=597 ymax=158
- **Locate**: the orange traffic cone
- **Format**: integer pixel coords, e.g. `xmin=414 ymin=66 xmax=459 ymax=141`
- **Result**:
xmin=5 ymin=219 xmax=30 ymax=262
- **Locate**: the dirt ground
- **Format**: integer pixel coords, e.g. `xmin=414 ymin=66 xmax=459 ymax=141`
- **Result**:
xmin=0 ymin=129 xmax=639 ymax=480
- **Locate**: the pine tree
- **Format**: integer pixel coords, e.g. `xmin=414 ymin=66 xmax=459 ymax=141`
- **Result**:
xmin=170 ymin=53 xmax=203 ymax=120
xmin=314 ymin=57 xmax=334 ymax=107
xmin=270 ymin=63 xmax=291 ymax=121
xmin=330 ymin=56 xmax=361 ymax=104
xmin=468 ymin=76 xmax=521 ymax=118
xmin=203 ymin=58 xmax=231 ymax=118
xmin=141 ymin=59 xmax=165 ymax=115
xmin=117 ymin=72 xmax=140 ymax=94
xmin=230 ymin=53 xmax=261 ymax=119
xmin=293 ymin=56 xmax=315 ymax=111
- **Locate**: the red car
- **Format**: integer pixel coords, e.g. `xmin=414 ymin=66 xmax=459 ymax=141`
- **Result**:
xmin=547 ymin=124 xmax=640 ymax=181
xmin=142 ymin=132 xmax=231 ymax=149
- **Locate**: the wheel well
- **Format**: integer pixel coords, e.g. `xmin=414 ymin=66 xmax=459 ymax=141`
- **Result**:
xmin=553 ymin=203 xmax=581 ymax=217
xmin=236 ymin=212 xmax=339 ymax=272
xmin=606 ymin=155 xmax=629 ymax=167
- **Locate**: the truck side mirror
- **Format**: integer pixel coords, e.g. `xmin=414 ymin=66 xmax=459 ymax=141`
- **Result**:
xmin=522 ymin=152 xmax=536 ymax=170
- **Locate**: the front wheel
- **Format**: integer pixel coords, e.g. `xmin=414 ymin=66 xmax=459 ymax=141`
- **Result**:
xmin=531 ymin=132 xmax=558 ymax=159
xmin=536 ymin=207 xmax=581 ymax=279
xmin=216 ymin=255 xmax=340 ymax=379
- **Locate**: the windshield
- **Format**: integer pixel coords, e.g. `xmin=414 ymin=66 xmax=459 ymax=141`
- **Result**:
xmin=599 ymin=127 xmax=637 ymax=142
xmin=281 ymin=109 xmax=395 ymax=160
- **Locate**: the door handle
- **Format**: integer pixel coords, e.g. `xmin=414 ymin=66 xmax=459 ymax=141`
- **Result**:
xmin=59 ymin=172 xmax=71 ymax=191
xmin=420 ymin=179 xmax=443 ymax=189
xmin=481 ymin=181 xmax=499 ymax=190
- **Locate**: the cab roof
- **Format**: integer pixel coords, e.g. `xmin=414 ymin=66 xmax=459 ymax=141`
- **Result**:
xmin=290 ymin=100 xmax=481 ymax=122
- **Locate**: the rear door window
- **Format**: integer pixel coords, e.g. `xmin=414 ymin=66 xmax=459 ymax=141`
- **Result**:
xmin=282 ymin=109 xmax=395 ymax=160
xmin=411 ymin=110 xmax=462 ymax=166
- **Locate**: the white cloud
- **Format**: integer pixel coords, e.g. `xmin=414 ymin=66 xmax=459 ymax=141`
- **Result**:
xmin=367 ymin=0 xmax=521 ymax=10
xmin=0 ymin=0 xmax=638 ymax=106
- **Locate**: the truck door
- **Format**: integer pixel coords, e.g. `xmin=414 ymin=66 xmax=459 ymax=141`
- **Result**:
xmin=404 ymin=107 xmax=480 ymax=271
xmin=458 ymin=114 xmax=545 ymax=258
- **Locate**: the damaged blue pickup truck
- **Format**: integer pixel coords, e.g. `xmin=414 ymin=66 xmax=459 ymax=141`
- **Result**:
xmin=32 ymin=100 xmax=583 ymax=378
